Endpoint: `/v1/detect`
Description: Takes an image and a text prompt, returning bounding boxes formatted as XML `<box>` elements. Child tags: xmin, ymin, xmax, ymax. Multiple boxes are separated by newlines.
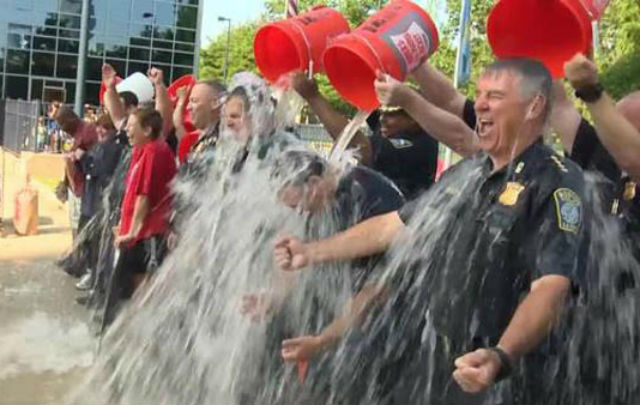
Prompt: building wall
<box><xmin>0</xmin><ymin>0</ymin><xmax>200</xmax><ymax>105</ymax></box>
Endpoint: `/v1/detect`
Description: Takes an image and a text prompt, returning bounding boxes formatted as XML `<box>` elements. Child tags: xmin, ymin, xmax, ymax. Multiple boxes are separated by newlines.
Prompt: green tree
<box><xmin>200</xmin><ymin>22</ymin><xmax>260</xmax><ymax>82</ymax></box>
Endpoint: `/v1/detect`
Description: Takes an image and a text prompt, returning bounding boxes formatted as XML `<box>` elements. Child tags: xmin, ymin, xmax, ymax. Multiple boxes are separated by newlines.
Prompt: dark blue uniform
<box><xmin>376</xmin><ymin>139</ymin><xmax>586</xmax><ymax>405</ymax></box>
<box><xmin>366</xmin><ymin>111</ymin><xmax>439</xmax><ymax>200</ymax></box>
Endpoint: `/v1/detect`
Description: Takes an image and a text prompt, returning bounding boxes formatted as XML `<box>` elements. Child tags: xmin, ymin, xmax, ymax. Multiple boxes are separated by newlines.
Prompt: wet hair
<box><xmin>272</xmin><ymin>150</ymin><xmax>328</xmax><ymax>188</ymax></box>
<box><xmin>227</xmin><ymin>86</ymin><xmax>251</xmax><ymax>114</ymax></box>
<box><xmin>96</xmin><ymin>113</ymin><xmax>115</xmax><ymax>131</ymax></box>
<box><xmin>132</xmin><ymin>107</ymin><xmax>163</xmax><ymax>139</ymax></box>
<box><xmin>484</xmin><ymin>58</ymin><xmax>553</xmax><ymax>120</ymax></box>
<box><xmin>119</xmin><ymin>91</ymin><xmax>139</xmax><ymax>109</ymax></box>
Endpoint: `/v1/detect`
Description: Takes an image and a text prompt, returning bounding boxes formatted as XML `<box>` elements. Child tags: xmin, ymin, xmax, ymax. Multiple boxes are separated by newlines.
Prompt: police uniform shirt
<box><xmin>306</xmin><ymin>166</ymin><xmax>405</xmax><ymax>293</ymax></box>
<box><xmin>398</xmin><ymin>139</ymin><xmax>586</xmax><ymax>345</ymax></box>
<box><xmin>366</xmin><ymin>111</ymin><xmax>439</xmax><ymax>200</ymax></box>
<box><xmin>570</xmin><ymin>118</ymin><xmax>639</xmax><ymax>236</ymax></box>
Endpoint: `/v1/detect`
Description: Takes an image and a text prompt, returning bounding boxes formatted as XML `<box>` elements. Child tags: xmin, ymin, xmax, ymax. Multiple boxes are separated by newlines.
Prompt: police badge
<box><xmin>553</xmin><ymin>188</ymin><xmax>582</xmax><ymax>233</ymax></box>
<box><xmin>498</xmin><ymin>182</ymin><xmax>525</xmax><ymax>206</ymax></box>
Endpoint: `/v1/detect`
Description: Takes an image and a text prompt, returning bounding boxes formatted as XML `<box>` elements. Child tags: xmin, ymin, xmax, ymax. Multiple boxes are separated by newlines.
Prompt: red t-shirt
<box><xmin>120</xmin><ymin>139</ymin><xmax>177</xmax><ymax>243</ymax></box>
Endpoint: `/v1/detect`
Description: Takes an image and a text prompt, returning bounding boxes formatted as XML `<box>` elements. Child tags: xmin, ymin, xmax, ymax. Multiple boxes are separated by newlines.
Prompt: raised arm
<box><xmin>102</xmin><ymin>64</ymin><xmax>127</xmax><ymax>130</ymax></box>
<box><xmin>148</xmin><ymin>67</ymin><xmax>174</xmax><ymax>138</ymax></box>
<box><xmin>550</xmin><ymin>81</ymin><xmax>582</xmax><ymax>153</ymax></box>
<box><xmin>374</xmin><ymin>72</ymin><xmax>479</xmax><ymax>157</ymax></box>
<box><xmin>411</xmin><ymin>62</ymin><xmax>469</xmax><ymax>119</ymax></box>
<box><xmin>291</xmin><ymin>72</ymin><xmax>373</xmax><ymax>165</ymax></box>
<box><xmin>172</xmin><ymin>85</ymin><xmax>189</xmax><ymax>141</ymax></box>
<box><xmin>274</xmin><ymin>211</ymin><xmax>405</xmax><ymax>272</ymax></box>
<box><xmin>565</xmin><ymin>54</ymin><xmax>640</xmax><ymax>181</ymax></box>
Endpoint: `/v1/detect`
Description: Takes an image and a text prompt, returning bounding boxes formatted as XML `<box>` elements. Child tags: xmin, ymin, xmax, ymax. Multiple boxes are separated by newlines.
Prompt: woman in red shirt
<box><xmin>113</xmin><ymin>107</ymin><xmax>177</xmax><ymax>297</ymax></box>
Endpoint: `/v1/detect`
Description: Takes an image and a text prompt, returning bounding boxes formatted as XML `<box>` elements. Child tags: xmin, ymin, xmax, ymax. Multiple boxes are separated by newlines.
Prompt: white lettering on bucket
<box><xmin>389</xmin><ymin>21</ymin><xmax>431</xmax><ymax>74</ymax></box>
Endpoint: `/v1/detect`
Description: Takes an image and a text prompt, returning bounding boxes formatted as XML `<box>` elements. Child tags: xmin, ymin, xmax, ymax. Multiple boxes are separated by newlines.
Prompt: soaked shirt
<box><xmin>399</xmin><ymin>139</ymin><xmax>586</xmax><ymax>344</ymax></box>
<box><xmin>307</xmin><ymin>166</ymin><xmax>405</xmax><ymax>293</ymax></box>
<box><xmin>366</xmin><ymin>111</ymin><xmax>439</xmax><ymax>200</ymax></box>
<box><xmin>570</xmin><ymin>119</ymin><xmax>640</xmax><ymax>242</ymax></box>
<box><xmin>120</xmin><ymin>140</ymin><xmax>177</xmax><ymax>244</ymax></box>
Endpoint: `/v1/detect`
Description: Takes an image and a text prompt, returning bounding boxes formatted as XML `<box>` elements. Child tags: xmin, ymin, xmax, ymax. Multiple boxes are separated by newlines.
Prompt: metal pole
<box><xmin>74</xmin><ymin>0</ymin><xmax>90</xmax><ymax>116</ymax></box>
<box><xmin>193</xmin><ymin>0</ymin><xmax>205</xmax><ymax>78</ymax></box>
<box><xmin>224</xmin><ymin>20</ymin><xmax>231</xmax><ymax>83</ymax></box>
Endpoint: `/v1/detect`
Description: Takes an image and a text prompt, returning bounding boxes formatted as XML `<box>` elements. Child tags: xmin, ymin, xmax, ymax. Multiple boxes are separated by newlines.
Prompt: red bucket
<box><xmin>254</xmin><ymin>6</ymin><xmax>350</xmax><ymax>83</ymax></box>
<box><xmin>168</xmin><ymin>74</ymin><xmax>197</xmax><ymax>133</ymax></box>
<box><xmin>487</xmin><ymin>0</ymin><xmax>608</xmax><ymax>79</ymax></box>
<box><xmin>323</xmin><ymin>0</ymin><xmax>439</xmax><ymax>111</ymax></box>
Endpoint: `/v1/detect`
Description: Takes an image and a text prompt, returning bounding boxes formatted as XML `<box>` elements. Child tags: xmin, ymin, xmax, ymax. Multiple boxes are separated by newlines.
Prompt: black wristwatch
<box><xmin>574</xmin><ymin>83</ymin><xmax>604</xmax><ymax>103</ymax></box>
<box><xmin>488</xmin><ymin>346</ymin><xmax>514</xmax><ymax>381</ymax></box>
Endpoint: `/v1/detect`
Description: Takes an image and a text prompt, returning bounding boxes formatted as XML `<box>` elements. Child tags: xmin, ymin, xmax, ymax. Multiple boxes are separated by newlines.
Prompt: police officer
<box><xmin>290</xmin><ymin>72</ymin><xmax>439</xmax><ymax>200</ymax></box>
<box><xmin>275</xmin><ymin>59</ymin><xmax>587</xmax><ymax>404</ymax></box>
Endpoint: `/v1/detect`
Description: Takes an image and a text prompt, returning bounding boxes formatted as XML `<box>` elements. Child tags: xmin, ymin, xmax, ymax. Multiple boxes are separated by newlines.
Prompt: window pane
<box><xmin>60</xmin><ymin>0</ymin><xmax>82</xmax><ymax>14</ymax></box>
<box><xmin>8</xmin><ymin>23</ymin><xmax>32</xmax><ymax>50</ymax></box>
<box><xmin>58</xmin><ymin>38</ymin><xmax>79</xmax><ymax>53</ymax></box>
<box><xmin>59</xmin><ymin>13</ymin><xmax>81</xmax><ymax>29</ymax></box>
<box><xmin>64</xmin><ymin>81</ymin><xmax>75</xmax><ymax>101</ymax></box>
<box><xmin>173</xmin><ymin>52</ymin><xmax>193</xmax><ymax>66</ymax></box>
<box><xmin>58</xmin><ymin>28</ymin><xmax>80</xmax><ymax>39</ymax></box>
<box><xmin>5</xmin><ymin>75</ymin><xmax>28</xmax><ymax>99</ymax></box>
<box><xmin>109</xmin><ymin>0</ymin><xmax>131</xmax><ymax>26</ymax></box>
<box><xmin>0</xmin><ymin>48</ymin><xmax>4</xmax><ymax>72</ymax></box>
<box><xmin>85</xmin><ymin>81</ymin><xmax>101</xmax><ymax>106</ymax></box>
<box><xmin>31</xmin><ymin>78</ymin><xmax>44</xmax><ymax>100</ymax></box>
<box><xmin>152</xmin><ymin>49</ymin><xmax>172</xmax><ymax>64</ymax></box>
<box><xmin>153</xmin><ymin>39</ymin><xmax>173</xmax><ymax>50</ymax></box>
<box><xmin>106</xmin><ymin>44</ymin><xmax>127</xmax><ymax>59</ymax></box>
<box><xmin>174</xmin><ymin>42</ymin><xmax>194</xmax><ymax>52</ymax></box>
<box><xmin>87</xmin><ymin>57</ymin><xmax>103</xmax><ymax>81</ymax></box>
<box><xmin>127</xmin><ymin>61</ymin><xmax>149</xmax><ymax>77</ymax></box>
<box><xmin>175</xmin><ymin>28</ymin><xmax>195</xmax><ymax>44</ymax></box>
<box><xmin>34</xmin><ymin>24</ymin><xmax>58</xmax><ymax>37</ymax></box>
<box><xmin>32</xmin><ymin>51</ymin><xmax>56</xmax><ymax>76</ymax></box>
<box><xmin>176</xmin><ymin>5</ymin><xmax>197</xmax><ymax>29</ymax></box>
<box><xmin>172</xmin><ymin>66</ymin><xmax>192</xmax><ymax>83</ymax></box>
<box><xmin>130</xmin><ymin>23</ymin><xmax>152</xmax><ymax>39</ymax></box>
<box><xmin>130</xmin><ymin>37</ymin><xmax>151</xmax><ymax>47</ymax></box>
<box><xmin>154</xmin><ymin>1</ymin><xmax>176</xmax><ymax>26</ymax></box>
<box><xmin>133</xmin><ymin>0</ymin><xmax>153</xmax><ymax>22</ymax></box>
<box><xmin>6</xmin><ymin>49</ymin><xmax>30</xmax><ymax>74</ymax></box>
<box><xmin>153</xmin><ymin>26</ymin><xmax>174</xmax><ymax>41</ymax></box>
<box><xmin>33</xmin><ymin>35</ymin><xmax>56</xmax><ymax>51</ymax></box>
<box><xmin>129</xmin><ymin>46</ymin><xmax>150</xmax><ymax>61</ymax></box>
<box><xmin>56</xmin><ymin>53</ymin><xmax>78</xmax><ymax>78</ymax></box>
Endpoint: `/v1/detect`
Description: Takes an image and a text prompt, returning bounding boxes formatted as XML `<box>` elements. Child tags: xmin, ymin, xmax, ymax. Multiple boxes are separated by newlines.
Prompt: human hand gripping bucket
<box><xmin>167</xmin><ymin>74</ymin><xmax>197</xmax><ymax>133</ymax></box>
<box><xmin>254</xmin><ymin>6</ymin><xmax>351</xmax><ymax>83</ymax></box>
<box><xmin>323</xmin><ymin>0</ymin><xmax>439</xmax><ymax>111</ymax></box>
<box><xmin>487</xmin><ymin>0</ymin><xmax>611</xmax><ymax>78</ymax></box>
<box><xmin>99</xmin><ymin>72</ymin><xmax>154</xmax><ymax>104</ymax></box>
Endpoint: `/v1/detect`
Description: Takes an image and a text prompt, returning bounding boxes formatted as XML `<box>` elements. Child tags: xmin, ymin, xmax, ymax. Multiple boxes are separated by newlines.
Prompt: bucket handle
<box><xmin>288</xmin><ymin>19</ymin><xmax>315</xmax><ymax>76</ymax></box>
<box><xmin>351</xmin><ymin>33</ymin><xmax>389</xmax><ymax>76</ymax></box>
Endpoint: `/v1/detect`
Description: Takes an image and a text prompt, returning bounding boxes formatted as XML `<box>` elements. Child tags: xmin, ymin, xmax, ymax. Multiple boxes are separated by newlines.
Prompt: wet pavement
<box><xmin>1</xmin><ymin>147</ymin><xmax>95</xmax><ymax>404</ymax></box>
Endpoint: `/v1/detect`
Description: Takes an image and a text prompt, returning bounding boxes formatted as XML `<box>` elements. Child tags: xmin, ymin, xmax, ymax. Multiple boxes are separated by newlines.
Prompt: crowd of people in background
<box><xmin>48</xmin><ymin>47</ymin><xmax>640</xmax><ymax>404</ymax></box>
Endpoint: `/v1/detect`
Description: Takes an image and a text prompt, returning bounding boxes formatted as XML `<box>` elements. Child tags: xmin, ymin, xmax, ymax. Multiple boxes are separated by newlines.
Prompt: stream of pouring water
<box><xmin>69</xmin><ymin>73</ymin><xmax>640</xmax><ymax>404</ymax></box>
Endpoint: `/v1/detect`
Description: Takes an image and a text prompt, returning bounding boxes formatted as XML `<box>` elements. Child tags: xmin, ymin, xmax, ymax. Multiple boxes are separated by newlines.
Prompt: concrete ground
<box><xmin>1</xmin><ymin>148</ymin><xmax>95</xmax><ymax>404</ymax></box>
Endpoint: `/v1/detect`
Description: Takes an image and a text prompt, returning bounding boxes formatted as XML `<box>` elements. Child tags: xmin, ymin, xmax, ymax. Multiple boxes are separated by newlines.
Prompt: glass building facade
<box><xmin>0</xmin><ymin>0</ymin><xmax>201</xmax><ymax>105</ymax></box>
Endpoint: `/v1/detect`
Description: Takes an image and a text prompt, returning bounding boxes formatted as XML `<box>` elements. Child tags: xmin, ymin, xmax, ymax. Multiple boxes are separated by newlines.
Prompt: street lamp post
<box><xmin>218</xmin><ymin>16</ymin><xmax>231</xmax><ymax>83</ymax></box>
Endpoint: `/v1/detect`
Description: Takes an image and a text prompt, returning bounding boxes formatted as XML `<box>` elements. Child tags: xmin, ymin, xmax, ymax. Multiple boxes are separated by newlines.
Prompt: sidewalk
<box><xmin>1</xmin><ymin>148</ymin><xmax>72</xmax><ymax>261</ymax></box>
<box><xmin>0</xmin><ymin>148</ymin><xmax>94</xmax><ymax>405</ymax></box>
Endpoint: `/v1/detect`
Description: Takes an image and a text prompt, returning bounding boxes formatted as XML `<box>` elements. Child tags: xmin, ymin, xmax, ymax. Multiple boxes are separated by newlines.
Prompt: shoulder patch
<box><xmin>389</xmin><ymin>138</ymin><xmax>414</xmax><ymax>149</ymax></box>
<box><xmin>553</xmin><ymin>188</ymin><xmax>582</xmax><ymax>233</ymax></box>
